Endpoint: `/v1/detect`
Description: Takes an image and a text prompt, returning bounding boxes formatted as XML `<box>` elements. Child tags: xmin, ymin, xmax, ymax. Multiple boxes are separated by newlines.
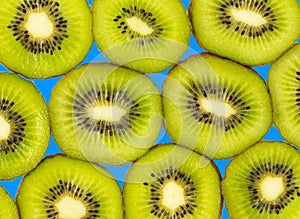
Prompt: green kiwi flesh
<box><xmin>17</xmin><ymin>155</ymin><xmax>123</xmax><ymax>218</ymax></box>
<box><xmin>124</xmin><ymin>144</ymin><xmax>222</xmax><ymax>219</ymax></box>
<box><xmin>0</xmin><ymin>0</ymin><xmax>92</xmax><ymax>78</ymax></box>
<box><xmin>92</xmin><ymin>0</ymin><xmax>191</xmax><ymax>73</ymax></box>
<box><xmin>0</xmin><ymin>186</ymin><xmax>19</xmax><ymax>218</ymax></box>
<box><xmin>189</xmin><ymin>0</ymin><xmax>300</xmax><ymax>66</ymax></box>
<box><xmin>49</xmin><ymin>63</ymin><xmax>162</xmax><ymax>165</ymax></box>
<box><xmin>268</xmin><ymin>43</ymin><xmax>300</xmax><ymax>148</ymax></box>
<box><xmin>162</xmin><ymin>53</ymin><xmax>272</xmax><ymax>159</ymax></box>
<box><xmin>0</xmin><ymin>73</ymin><xmax>49</xmax><ymax>180</ymax></box>
<box><xmin>222</xmin><ymin>141</ymin><xmax>300</xmax><ymax>218</ymax></box>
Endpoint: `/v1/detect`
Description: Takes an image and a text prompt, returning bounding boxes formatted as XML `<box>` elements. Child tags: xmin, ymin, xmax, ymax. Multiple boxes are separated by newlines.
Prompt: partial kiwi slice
<box><xmin>124</xmin><ymin>143</ymin><xmax>222</xmax><ymax>219</ymax></box>
<box><xmin>0</xmin><ymin>73</ymin><xmax>49</xmax><ymax>180</ymax></box>
<box><xmin>92</xmin><ymin>0</ymin><xmax>191</xmax><ymax>73</ymax></box>
<box><xmin>17</xmin><ymin>154</ymin><xmax>123</xmax><ymax>218</ymax></box>
<box><xmin>189</xmin><ymin>0</ymin><xmax>300</xmax><ymax>66</ymax></box>
<box><xmin>49</xmin><ymin>63</ymin><xmax>162</xmax><ymax>165</ymax></box>
<box><xmin>222</xmin><ymin>141</ymin><xmax>300</xmax><ymax>218</ymax></box>
<box><xmin>269</xmin><ymin>44</ymin><xmax>300</xmax><ymax>148</ymax></box>
<box><xmin>163</xmin><ymin>53</ymin><xmax>272</xmax><ymax>159</ymax></box>
<box><xmin>0</xmin><ymin>186</ymin><xmax>19</xmax><ymax>218</ymax></box>
<box><xmin>0</xmin><ymin>0</ymin><xmax>92</xmax><ymax>78</ymax></box>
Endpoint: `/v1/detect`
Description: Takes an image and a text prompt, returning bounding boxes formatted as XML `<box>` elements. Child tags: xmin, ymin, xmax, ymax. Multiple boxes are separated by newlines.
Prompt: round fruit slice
<box><xmin>269</xmin><ymin>44</ymin><xmax>300</xmax><ymax>148</ymax></box>
<box><xmin>124</xmin><ymin>144</ymin><xmax>222</xmax><ymax>219</ymax></box>
<box><xmin>0</xmin><ymin>73</ymin><xmax>49</xmax><ymax>180</ymax></box>
<box><xmin>17</xmin><ymin>155</ymin><xmax>123</xmax><ymax>218</ymax></box>
<box><xmin>162</xmin><ymin>53</ymin><xmax>272</xmax><ymax>159</ymax></box>
<box><xmin>0</xmin><ymin>186</ymin><xmax>19</xmax><ymax>218</ymax></box>
<box><xmin>49</xmin><ymin>63</ymin><xmax>162</xmax><ymax>165</ymax></box>
<box><xmin>93</xmin><ymin>0</ymin><xmax>191</xmax><ymax>73</ymax></box>
<box><xmin>189</xmin><ymin>0</ymin><xmax>300</xmax><ymax>66</ymax></box>
<box><xmin>222</xmin><ymin>141</ymin><xmax>300</xmax><ymax>219</ymax></box>
<box><xmin>0</xmin><ymin>0</ymin><xmax>92</xmax><ymax>78</ymax></box>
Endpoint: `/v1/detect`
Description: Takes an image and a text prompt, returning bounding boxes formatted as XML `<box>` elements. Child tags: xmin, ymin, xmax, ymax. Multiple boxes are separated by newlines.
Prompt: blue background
<box><xmin>0</xmin><ymin>0</ymin><xmax>298</xmax><ymax>218</ymax></box>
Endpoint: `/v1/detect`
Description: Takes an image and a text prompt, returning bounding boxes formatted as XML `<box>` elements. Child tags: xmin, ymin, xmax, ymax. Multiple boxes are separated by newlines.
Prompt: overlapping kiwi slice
<box><xmin>223</xmin><ymin>141</ymin><xmax>300</xmax><ymax>218</ymax></box>
<box><xmin>17</xmin><ymin>155</ymin><xmax>123</xmax><ymax>218</ymax></box>
<box><xmin>49</xmin><ymin>63</ymin><xmax>162</xmax><ymax>165</ymax></box>
<box><xmin>0</xmin><ymin>73</ymin><xmax>49</xmax><ymax>180</ymax></box>
<box><xmin>124</xmin><ymin>143</ymin><xmax>222</xmax><ymax>219</ymax></box>
<box><xmin>269</xmin><ymin>44</ymin><xmax>300</xmax><ymax>148</ymax></box>
<box><xmin>0</xmin><ymin>0</ymin><xmax>92</xmax><ymax>78</ymax></box>
<box><xmin>163</xmin><ymin>53</ymin><xmax>272</xmax><ymax>159</ymax></box>
<box><xmin>189</xmin><ymin>0</ymin><xmax>300</xmax><ymax>66</ymax></box>
<box><xmin>92</xmin><ymin>0</ymin><xmax>191</xmax><ymax>73</ymax></box>
<box><xmin>0</xmin><ymin>186</ymin><xmax>19</xmax><ymax>218</ymax></box>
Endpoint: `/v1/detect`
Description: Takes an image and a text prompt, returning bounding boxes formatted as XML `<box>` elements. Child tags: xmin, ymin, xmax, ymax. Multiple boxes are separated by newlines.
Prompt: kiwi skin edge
<box><xmin>123</xmin><ymin>143</ymin><xmax>223</xmax><ymax>219</ymax></box>
<box><xmin>187</xmin><ymin>0</ymin><xmax>298</xmax><ymax>68</ymax></box>
<box><xmin>161</xmin><ymin>52</ymin><xmax>271</xmax><ymax>160</ymax></box>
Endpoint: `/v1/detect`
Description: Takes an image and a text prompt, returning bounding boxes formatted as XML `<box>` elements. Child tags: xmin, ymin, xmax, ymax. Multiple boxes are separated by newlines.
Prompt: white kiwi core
<box><xmin>25</xmin><ymin>12</ymin><xmax>54</xmax><ymax>38</ymax></box>
<box><xmin>201</xmin><ymin>99</ymin><xmax>236</xmax><ymax>118</ymax></box>
<box><xmin>162</xmin><ymin>181</ymin><xmax>185</xmax><ymax>211</ymax></box>
<box><xmin>259</xmin><ymin>176</ymin><xmax>285</xmax><ymax>201</ymax></box>
<box><xmin>125</xmin><ymin>16</ymin><xmax>154</xmax><ymax>35</ymax></box>
<box><xmin>0</xmin><ymin>115</ymin><xmax>10</xmax><ymax>140</ymax></box>
<box><xmin>89</xmin><ymin>105</ymin><xmax>127</xmax><ymax>122</ymax></box>
<box><xmin>231</xmin><ymin>9</ymin><xmax>267</xmax><ymax>27</ymax></box>
<box><xmin>56</xmin><ymin>196</ymin><xmax>86</xmax><ymax>219</ymax></box>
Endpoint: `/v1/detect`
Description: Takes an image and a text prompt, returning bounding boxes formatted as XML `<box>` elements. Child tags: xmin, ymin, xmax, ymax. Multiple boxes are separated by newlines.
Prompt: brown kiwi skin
<box><xmin>49</xmin><ymin>62</ymin><xmax>162</xmax><ymax>164</ymax></box>
<box><xmin>0</xmin><ymin>73</ymin><xmax>50</xmax><ymax>180</ymax></box>
<box><xmin>187</xmin><ymin>0</ymin><xmax>298</xmax><ymax>67</ymax></box>
<box><xmin>123</xmin><ymin>143</ymin><xmax>223</xmax><ymax>219</ymax></box>
<box><xmin>222</xmin><ymin>140</ymin><xmax>300</xmax><ymax>219</ymax></box>
<box><xmin>162</xmin><ymin>52</ymin><xmax>271</xmax><ymax>160</ymax></box>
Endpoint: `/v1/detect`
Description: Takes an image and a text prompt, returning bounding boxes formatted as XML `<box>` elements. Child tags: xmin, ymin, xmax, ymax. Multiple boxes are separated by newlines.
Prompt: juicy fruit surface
<box><xmin>124</xmin><ymin>144</ymin><xmax>222</xmax><ymax>219</ymax></box>
<box><xmin>0</xmin><ymin>73</ymin><xmax>49</xmax><ymax>180</ymax></box>
<box><xmin>189</xmin><ymin>0</ymin><xmax>300</xmax><ymax>66</ymax></box>
<box><xmin>93</xmin><ymin>0</ymin><xmax>191</xmax><ymax>73</ymax></box>
<box><xmin>163</xmin><ymin>54</ymin><xmax>272</xmax><ymax>159</ymax></box>
<box><xmin>269</xmin><ymin>44</ymin><xmax>300</xmax><ymax>148</ymax></box>
<box><xmin>0</xmin><ymin>186</ymin><xmax>19</xmax><ymax>219</ymax></box>
<box><xmin>17</xmin><ymin>155</ymin><xmax>123</xmax><ymax>219</ymax></box>
<box><xmin>0</xmin><ymin>0</ymin><xmax>93</xmax><ymax>78</ymax></box>
<box><xmin>222</xmin><ymin>141</ymin><xmax>300</xmax><ymax>219</ymax></box>
<box><xmin>49</xmin><ymin>63</ymin><xmax>162</xmax><ymax>165</ymax></box>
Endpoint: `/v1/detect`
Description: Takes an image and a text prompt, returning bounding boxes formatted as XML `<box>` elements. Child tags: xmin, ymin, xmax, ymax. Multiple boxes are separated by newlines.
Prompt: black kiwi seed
<box><xmin>218</xmin><ymin>0</ymin><xmax>278</xmax><ymax>39</ymax></box>
<box><xmin>0</xmin><ymin>99</ymin><xmax>26</xmax><ymax>154</ymax></box>
<box><xmin>113</xmin><ymin>5</ymin><xmax>163</xmax><ymax>46</ymax></box>
<box><xmin>44</xmin><ymin>180</ymin><xmax>101</xmax><ymax>218</ymax></box>
<box><xmin>73</xmin><ymin>88</ymin><xmax>140</xmax><ymax>136</ymax></box>
<box><xmin>186</xmin><ymin>82</ymin><xmax>250</xmax><ymax>131</ymax></box>
<box><xmin>247</xmin><ymin>163</ymin><xmax>300</xmax><ymax>215</ymax></box>
<box><xmin>7</xmin><ymin>0</ymin><xmax>68</xmax><ymax>55</ymax></box>
<box><xmin>143</xmin><ymin>166</ymin><xmax>197</xmax><ymax>219</ymax></box>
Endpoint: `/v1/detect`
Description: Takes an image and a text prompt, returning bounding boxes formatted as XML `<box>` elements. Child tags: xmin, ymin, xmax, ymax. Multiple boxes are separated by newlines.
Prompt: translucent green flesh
<box><xmin>0</xmin><ymin>186</ymin><xmax>19</xmax><ymax>219</ymax></box>
<box><xmin>50</xmin><ymin>64</ymin><xmax>162</xmax><ymax>165</ymax></box>
<box><xmin>190</xmin><ymin>0</ymin><xmax>300</xmax><ymax>66</ymax></box>
<box><xmin>17</xmin><ymin>155</ymin><xmax>123</xmax><ymax>219</ymax></box>
<box><xmin>222</xmin><ymin>141</ymin><xmax>300</xmax><ymax>219</ymax></box>
<box><xmin>163</xmin><ymin>54</ymin><xmax>272</xmax><ymax>159</ymax></box>
<box><xmin>124</xmin><ymin>144</ymin><xmax>222</xmax><ymax>219</ymax></box>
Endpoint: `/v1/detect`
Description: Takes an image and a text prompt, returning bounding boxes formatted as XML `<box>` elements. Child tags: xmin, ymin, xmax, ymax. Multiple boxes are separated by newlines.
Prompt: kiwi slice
<box><xmin>0</xmin><ymin>73</ymin><xmax>49</xmax><ymax>180</ymax></box>
<box><xmin>269</xmin><ymin>44</ymin><xmax>300</xmax><ymax>148</ymax></box>
<box><xmin>124</xmin><ymin>143</ymin><xmax>222</xmax><ymax>219</ymax></box>
<box><xmin>0</xmin><ymin>186</ymin><xmax>19</xmax><ymax>218</ymax></box>
<box><xmin>0</xmin><ymin>0</ymin><xmax>92</xmax><ymax>78</ymax></box>
<box><xmin>17</xmin><ymin>154</ymin><xmax>123</xmax><ymax>218</ymax></box>
<box><xmin>189</xmin><ymin>0</ymin><xmax>300</xmax><ymax>66</ymax></box>
<box><xmin>49</xmin><ymin>63</ymin><xmax>162</xmax><ymax>165</ymax></box>
<box><xmin>162</xmin><ymin>53</ymin><xmax>272</xmax><ymax>159</ymax></box>
<box><xmin>92</xmin><ymin>0</ymin><xmax>191</xmax><ymax>73</ymax></box>
<box><xmin>222</xmin><ymin>141</ymin><xmax>300</xmax><ymax>218</ymax></box>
